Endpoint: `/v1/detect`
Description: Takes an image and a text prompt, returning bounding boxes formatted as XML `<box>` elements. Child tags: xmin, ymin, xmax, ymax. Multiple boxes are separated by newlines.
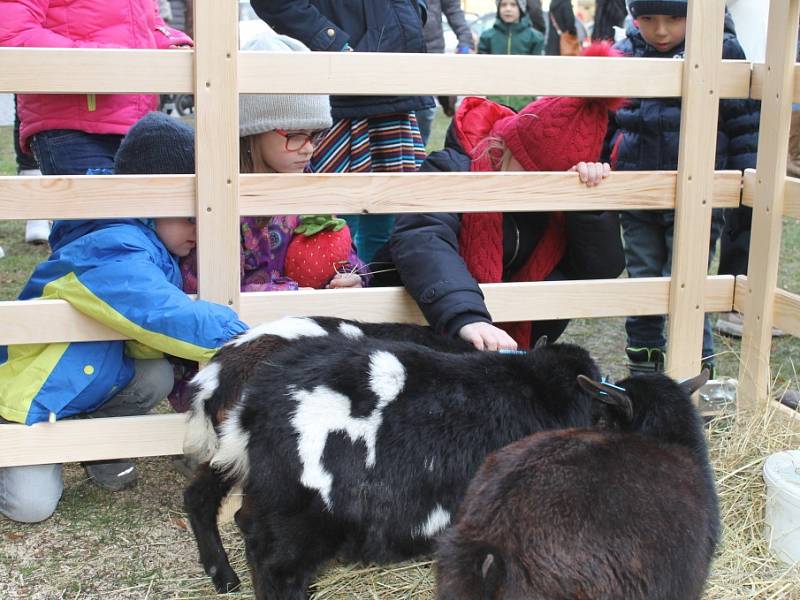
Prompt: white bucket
<box><xmin>763</xmin><ymin>450</ymin><xmax>800</xmax><ymax>565</ymax></box>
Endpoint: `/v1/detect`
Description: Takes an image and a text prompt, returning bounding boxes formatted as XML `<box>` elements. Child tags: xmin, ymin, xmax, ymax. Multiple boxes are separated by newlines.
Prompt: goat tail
<box><xmin>183</xmin><ymin>362</ymin><xmax>223</xmax><ymax>463</ymax></box>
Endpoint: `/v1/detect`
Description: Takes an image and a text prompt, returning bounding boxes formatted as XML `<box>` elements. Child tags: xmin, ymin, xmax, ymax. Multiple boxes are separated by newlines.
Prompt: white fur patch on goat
<box><xmin>183</xmin><ymin>362</ymin><xmax>222</xmax><ymax>461</ymax></box>
<box><xmin>228</xmin><ymin>316</ymin><xmax>328</xmax><ymax>348</ymax></box>
<box><xmin>209</xmin><ymin>398</ymin><xmax>251</xmax><ymax>482</ymax></box>
<box><xmin>338</xmin><ymin>322</ymin><xmax>364</xmax><ymax>339</ymax></box>
<box><xmin>413</xmin><ymin>504</ymin><xmax>451</xmax><ymax>538</ymax></box>
<box><xmin>368</xmin><ymin>351</ymin><xmax>406</xmax><ymax>405</ymax></box>
<box><xmin>290</xmin><ymin>355</ymin><xmax>405</xmax><ymax>510</ymax></box>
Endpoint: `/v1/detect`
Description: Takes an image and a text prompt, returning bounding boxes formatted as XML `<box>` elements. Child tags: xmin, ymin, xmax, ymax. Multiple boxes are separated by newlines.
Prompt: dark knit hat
<box><xmin>495</xmin><ymin>0</ymin><xmax>526</xmax><ymax>13</ymax></box>
<box><xmin>491</xmin><ymin>43</ymin><xmax>626</xmax><ymax>171</ymax></box>
<box><xmin>114</xmin><ymin>112</ymin><xmax>195</xmax><ymax>175</ymax></box>
<box><xmin>627</xmin><ymin>0</ymin><xmax>687</xmax><ymax>18</ymax></box>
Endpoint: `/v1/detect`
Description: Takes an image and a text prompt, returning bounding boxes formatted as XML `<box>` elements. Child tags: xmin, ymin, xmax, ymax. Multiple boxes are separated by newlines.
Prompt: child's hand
<box><xmin>570</xmin><ymin>162</ymin><xmax>611</xmax><ymax>187</ymax></box>
<box><xmin>458</xmin><ymin>322</ymin><xmax>518</xmax><ymax>351</ymax></box>
<box><xmin>326</xmin><ymin>272</ymin><xmax>362</xmax><ymax>289</ymax></box>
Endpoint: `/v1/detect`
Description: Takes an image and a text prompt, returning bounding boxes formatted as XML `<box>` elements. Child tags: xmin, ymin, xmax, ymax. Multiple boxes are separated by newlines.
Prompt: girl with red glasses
<box><xmin>168</xmin><ymin>31</ymin><xmax>367</xmax><ymax>416</ymax></box>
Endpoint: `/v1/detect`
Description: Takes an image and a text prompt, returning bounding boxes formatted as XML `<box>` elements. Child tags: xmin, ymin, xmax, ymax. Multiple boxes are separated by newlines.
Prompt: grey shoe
<box><xmin>83</xmin><ymin>459</ymin><xmax>137</xmax><ymax>491</ymax></box>
<box><xmin>715</xmin><ymin>311</ymin><xmax>786</xmax><ymax>338</ymax></box>
<box><xmin>778</xmin><ymin>390</ymin><xmax>799</xmax><ymax>410</ymax></box>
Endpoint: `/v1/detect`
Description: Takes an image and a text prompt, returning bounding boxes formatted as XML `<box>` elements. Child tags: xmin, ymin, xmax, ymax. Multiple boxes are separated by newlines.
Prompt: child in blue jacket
<box><xmin>605</xmin><ymin>0</ymin><xmax>759</xmax><ymax>375</ymax></box>
<box><xmin>0</xmin><ymin>113</ymin><xmax>248</xmax><ymax>522</ymax></box>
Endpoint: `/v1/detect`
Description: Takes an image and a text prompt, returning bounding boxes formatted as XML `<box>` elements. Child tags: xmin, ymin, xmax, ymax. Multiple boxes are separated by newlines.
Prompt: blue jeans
<box><xmin>30</xmin><ymin>129</ymin><xmax>122</xmax><ymax>176</ymax></box>
<box><xmin>620</xmin><ymin>209</ymin><xmax>724</xmax><ymax>361</ymax></box>
<box><xmin>0</xmin><ymin>359</ymin><xmax>173</xmax><ymax>523</ymax></box>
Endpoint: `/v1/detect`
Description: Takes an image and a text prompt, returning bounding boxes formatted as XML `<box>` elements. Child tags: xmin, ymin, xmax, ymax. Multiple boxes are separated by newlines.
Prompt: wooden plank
<box><xmin>0</xmin><ymin>414</ymin><xmax>185</xmax><ymax>467</ymax></box>
<box><xmin>239</xmin><ymin>171</ymin><xmax>742</xmax><ymax>215</ymax></box>
<box><xmin>720</xmin><ymin>59</ymin><xmax>755</xmax><ymax>99</ymax></box>
<box><xmin>742</xmin><ymin>169</ymin><xmax>800</xmax><ymax>220</ymax></box>
<box><xmin>0</xmin><ymin>48</ymin><xmax>752</xmax><ymax>98</ymax></box>
<box><xmin>0</xmin><ymin>171</ymin><xmax>742</xmax><ymax>220</ymax></box>
<box><xmin>666</xmin><ymin>0</ymin><xmax>726</xmax><ymax>379</ymax></box>
<box><xmin>239</xmin><ymin>52</ymin><xmax>749</xmax><ymax>98</ymax></box>
<box><xmin>751</xmin><ymin>63</ymin><xmax>800</xmax><ymax>102</ymax></box>
<box><xmin>0</xmin><ymin>47</ymin><xmax>193</xmax><ymax>94</ymax></box>
<box><xmin>739</xmin><ymin>0</ymin><xmax>800</xmax><ymax>412</ymax></box>
<box><xmin>0</xmin><ymin>175</ymin><xmax>194</xmax><ymax>219</ymax></box>
<box><xmin>734</xmin><ymin>276</ymin><xmax>800</xmax><ymax>339</ymax></box>
<box><xmin>193</xmin><ymin>0</ymin><xmax>240</xmax><ymax>311</ymax></box>
<box><xmin>239</xmin><ymin>52</ymin><xmax>686</xmax><ymax>97</ymax></box>
<box><xmin>0</xmin><ymin>277</ymin><xmax>735</xmax><ymax>345</ymax></box>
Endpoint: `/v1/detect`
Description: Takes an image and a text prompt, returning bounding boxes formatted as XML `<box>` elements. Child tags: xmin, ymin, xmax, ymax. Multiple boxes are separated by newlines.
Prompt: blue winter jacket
<box><xmin>249</xmin><ymin>0</ymin><xmax>434</xmax><ymax>119</ymax></box>
<box><xmin>604</xmin><ymin>17</ymin><xmax>760</xmax><ymax>172</ymax></box>
<box><xmin>0</xmin><ymin>219</ymin><xmax>248</xmax><ymax>425</ymax></box>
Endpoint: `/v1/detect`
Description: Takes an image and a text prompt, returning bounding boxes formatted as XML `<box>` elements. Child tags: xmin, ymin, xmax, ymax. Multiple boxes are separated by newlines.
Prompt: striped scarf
<box><xmin>310</xmin><ymin>113</ymin><xmax>426</xmax><ymax>174</ymax></box>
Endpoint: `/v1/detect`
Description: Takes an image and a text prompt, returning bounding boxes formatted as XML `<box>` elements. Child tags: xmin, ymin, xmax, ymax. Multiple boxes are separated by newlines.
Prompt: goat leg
<box><xmin>184</xmin><ymin>463</ymin><xmax>241</xmax><ymax>593</ymax></box>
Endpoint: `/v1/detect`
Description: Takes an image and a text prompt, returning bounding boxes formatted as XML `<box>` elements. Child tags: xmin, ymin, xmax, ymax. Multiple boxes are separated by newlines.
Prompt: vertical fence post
<box><xmin>666</xmin><ymin>0</ymin><xmax>726</xmax><ymax>379</ymax></box>
<box><xmin>738</xmin><ymin>0</ymin><xmax>800</xmax><ymax>411</ymax></box>
<box><xmin>193</xmin><ymin>0</ymin><xmax>240</xmax><ymax>312</ymax></box>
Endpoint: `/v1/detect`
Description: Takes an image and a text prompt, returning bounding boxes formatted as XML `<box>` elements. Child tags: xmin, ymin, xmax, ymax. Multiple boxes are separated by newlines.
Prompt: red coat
<box><xmin>0</xmin><ymin>0</ymin><xmax>192</xmax><ymax>151</ymax></box>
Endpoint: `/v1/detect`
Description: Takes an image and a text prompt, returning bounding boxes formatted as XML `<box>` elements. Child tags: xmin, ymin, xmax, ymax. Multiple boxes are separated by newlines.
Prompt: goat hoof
<box><xmin>211</xmin><ymin>568</ymin><xmax>241</xmax><ymax>594</ymax></box>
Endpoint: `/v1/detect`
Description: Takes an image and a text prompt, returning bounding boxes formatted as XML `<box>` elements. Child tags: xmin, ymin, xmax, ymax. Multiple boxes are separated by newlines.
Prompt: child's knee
<box><xmin>0</xmin><ymin>464</ymin><xmax>63</xmax><ymax>523</ymax></box>
<box><xmin>134</xmin><ymin>358</ymin><xmax>175</xmax><ymax>410</ymax></box>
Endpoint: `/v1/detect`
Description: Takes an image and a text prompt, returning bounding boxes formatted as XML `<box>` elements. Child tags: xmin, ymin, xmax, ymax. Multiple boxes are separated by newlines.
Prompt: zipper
<box><xmin>87</xmin><ymin>94</ymin><xmax>96</xmax><ymax>112</ymax></box>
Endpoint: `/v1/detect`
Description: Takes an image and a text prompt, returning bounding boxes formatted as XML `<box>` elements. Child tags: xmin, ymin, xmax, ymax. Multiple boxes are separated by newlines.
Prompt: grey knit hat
<box><xmin>496</xmin><ymin>0</ymin><xmax>526</xmax><ymax>13</ymax></box>
<box><xmin>627</xmin><ymin>0</ymin><xmax>687</xmax><ymax>18</ymax></box>
<box><xmin>239</xmin><ymin>33</ymin><xmax>332</xmax><ymax>137</ymax></box>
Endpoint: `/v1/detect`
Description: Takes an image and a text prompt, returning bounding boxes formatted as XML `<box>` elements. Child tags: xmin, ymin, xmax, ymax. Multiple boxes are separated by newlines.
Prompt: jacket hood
<box><xmin>49</xmin><ymin>218</ymin><xmax>159</xmax><ymax>252</ymax></box>
<box><xmin>625</xmin><ymin>11</ymin><xmax>736</xmax><ymax>54</ymax></box>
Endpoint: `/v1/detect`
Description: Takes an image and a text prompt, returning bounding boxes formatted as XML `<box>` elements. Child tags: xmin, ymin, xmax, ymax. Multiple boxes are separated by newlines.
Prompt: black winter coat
<box><xmin>249</xmin><ymin>0</ymin><xmax>434</xmax><ymax>119</ymax></box>
<box><xmin>389</xmin><ymin>123</ymin><xmax>625</xmax><ymax>343</ymax></box>
<box><xmin>604</xmin><ymin>17</ymin><xmax>760</xmax><ymax>172</ymax></box>
<box><xmin>545</xmin><ymin>0</ymin><xmax>576</xmax><ymax>56</ymax></box>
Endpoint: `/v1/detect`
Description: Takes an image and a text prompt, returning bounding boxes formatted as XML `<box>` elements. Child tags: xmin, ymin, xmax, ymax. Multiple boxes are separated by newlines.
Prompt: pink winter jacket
<box><xmin>0</xmin><ymin>0</ymin><xmax>193</xmax><ymax>152</ymax></box>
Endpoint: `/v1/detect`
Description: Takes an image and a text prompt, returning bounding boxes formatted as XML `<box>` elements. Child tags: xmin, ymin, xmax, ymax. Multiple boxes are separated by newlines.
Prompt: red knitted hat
<box><xmin>491</xmin><ymin>43</ymin><xmax>626</xmax><ymax>172</ymax></box>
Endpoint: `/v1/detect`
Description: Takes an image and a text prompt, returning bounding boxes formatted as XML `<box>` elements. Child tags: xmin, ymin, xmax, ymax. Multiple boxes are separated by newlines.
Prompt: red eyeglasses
<box><xmin>274</xmin><ymin>129</ymin><xmax>328</xmax><ymax>152</ymax></box>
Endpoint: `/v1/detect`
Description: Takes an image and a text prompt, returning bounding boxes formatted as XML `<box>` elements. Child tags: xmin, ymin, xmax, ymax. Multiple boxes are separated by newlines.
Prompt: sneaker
<box><xmin>18</xmin><ymin>168</ymin><xmax>42</xmax><ymax>177</ymax></box>
<box><xmin>778</xmin><ymin>389</ymin><xmax>799</xmax><ymax>410</ymax></box>
<box><xmin>626</xmin><ymin>347</ymin><xmax>666</xmax><ymax>374</ymax></box>
<box><xmin>83</xmin><ymin>459</ymin><xmax>137</xmax><ymax>491</ymax></box>
<box><xmin>24</xmin><ymin>219</ymin><xmax>51</xmax><ymax>245</ymax></box>
<box><xmin>715</xmin><ymin>311</ymin><xmax>743</xmax><ymax>337</ymax></box>
<box><xmin>715</xmin><ymin>311</ymin><xmax>786</xmax><ymax>338</ymax></box>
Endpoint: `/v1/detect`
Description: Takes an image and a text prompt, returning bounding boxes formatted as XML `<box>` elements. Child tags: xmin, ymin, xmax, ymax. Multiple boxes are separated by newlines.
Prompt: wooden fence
<box><xmin>0</xmin><ymin>0</ymin><xmax>799</xmax><ymax>467</ymax></box>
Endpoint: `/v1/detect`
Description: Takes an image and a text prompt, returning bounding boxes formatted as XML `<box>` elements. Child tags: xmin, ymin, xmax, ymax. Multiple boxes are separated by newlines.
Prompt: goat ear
<box><xmin>679</xmin><ymin>369</ymin><xmax>710</xmax><ymax>396</ymax></box>
<box><xmin>577</xmin><ymin>375</ymin><xmax>634</xmax><ymax>421</ymax></box>
<box><xmin>480</xmin><ymin>552</ymin><xmax>502</xmax><ymax>600</ymax></box>
<box><xmin>532</xmin><ymin>335</ymin><xmax>548</xmax><ymax>350</ymax></box>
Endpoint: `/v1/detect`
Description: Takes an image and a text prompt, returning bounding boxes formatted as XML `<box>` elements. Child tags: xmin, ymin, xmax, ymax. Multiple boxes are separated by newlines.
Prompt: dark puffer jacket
<box><xmin>250</xmin><ymin>0</ymin><xmax>434</xmax><ymax>119</ymax></box>
<box><xmin>604</xmin><ymin>16</ymin><xmax>760</xmax><ymax>172</ymax></box>
<box><xmin>388</xmin><ymin>117</ymin><xmax>625</xmax><ymax>344</ymax></box>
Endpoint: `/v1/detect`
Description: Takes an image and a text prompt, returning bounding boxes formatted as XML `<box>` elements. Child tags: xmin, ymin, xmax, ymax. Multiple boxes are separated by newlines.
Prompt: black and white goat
<box><xmin>183</xmin><ymin>316</ymin><xmax>475</xmax><ymax>462</ymax></box>
<box><xmin>435</xmin><ymin>370</ymin><xmax>719</xmax><ymax>600</ymax></box>
<box><xmin>182</xmin><ymin>319</ymin><xmax>601</xmax><ymax>599</ymax></box>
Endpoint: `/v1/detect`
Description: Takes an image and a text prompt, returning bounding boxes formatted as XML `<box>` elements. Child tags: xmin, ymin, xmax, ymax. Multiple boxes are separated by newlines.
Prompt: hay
<box><xmin>703</xmin><ymin>407</ymin><xmax>800</xmax><ymax>599</ymax></box>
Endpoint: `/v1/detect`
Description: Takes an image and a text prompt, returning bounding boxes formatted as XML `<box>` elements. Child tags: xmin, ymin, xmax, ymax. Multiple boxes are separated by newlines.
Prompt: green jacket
<box><xmin>478</xmin><ymin>16</ymin><xmax>544</xmax><ymax>111</ymax></box>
